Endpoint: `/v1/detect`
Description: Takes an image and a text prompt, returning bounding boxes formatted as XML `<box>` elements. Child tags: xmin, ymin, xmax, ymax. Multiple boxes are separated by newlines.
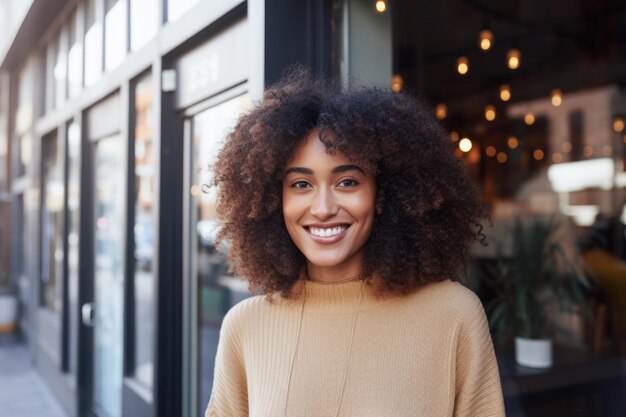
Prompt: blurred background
<box><xmin>0</xmin><ymin>1</ymin><xmax>625</xmax><ymax>416</ymax></box>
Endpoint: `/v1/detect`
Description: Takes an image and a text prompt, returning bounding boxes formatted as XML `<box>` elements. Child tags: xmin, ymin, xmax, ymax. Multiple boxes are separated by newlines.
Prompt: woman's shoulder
<box><xmin>408</xmin><ymin>279</ymin><xmax>485</xmax><ymax>319</ymax></box>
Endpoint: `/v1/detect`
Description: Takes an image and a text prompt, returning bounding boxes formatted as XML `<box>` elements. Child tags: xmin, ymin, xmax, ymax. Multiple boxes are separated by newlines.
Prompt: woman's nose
<box><xmin>310</xmin><ymin>188</ymin><xmax>337</xmax><ymax>219</ymax></box>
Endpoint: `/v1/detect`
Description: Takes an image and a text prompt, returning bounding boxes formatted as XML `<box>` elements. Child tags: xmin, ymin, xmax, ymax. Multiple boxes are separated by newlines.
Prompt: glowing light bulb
<box><xmin>507</xmin><ymin>136</ymin><xmax>518</xmax><ymax>149</ymax></box>
<box><xmin>497</xmin><ymin>152</ymin><xmax>507</xmax><ymax>163</ymax></box>
<box><xmin>436</xmin><ymin>103</ymin><xmax>447</xmax><ymax>120</ymax></box>
<box><xmin>457</xmin><ymin>56</ymin><xmax>469</xmax><ymax>75</ymax></box>
<box><xmin>484</xmin><ymin>105</ymin><xmax>496</xmax><ymax>121</ymax></box>
<box><xmin>583</xmin><ymin>145</ymin><xmax>593</xmax><ymax>157</ymax></box>
<box><xmin>479</xmin><ymin>29</ymin><xmax>493</xmax><ymax>51</ymax></box>
<box><xmin>450</xmin><ymin>131</ymin><xmax>459</xmax><ymax>142</ymax></box>
<box><xmin>524</xmin><ymin>113</ymin><xmax>535</xmax><ymax>125</ymax></box>
<box><xmin>507</xmin><ymin>48</ymin><xmax>521</xmax><ymax>70</ymax></box>
<box><xmin>391</xmin><ymin>74</ymin><xmax>403</xmax><ymax>93</ymax></box>
<box><xmin>499</xmin><ymin>84</ymin><xmax>511</xmax><ymax>101</ymax></box>
<box><xmin>485</xmin><ymin>146</ymin><xmax>497</xmax><ymax>157</ymax></box>
<box><xmin>533</xmin><ymin>149</ymin><xmax>544</xmax><ymax>160</ymax></box>
<box><xmin>562</xmin><ymin>142</ymin><xmax>572</xmax><ymax>153</ymax></box>
<box><xmin>552</xmin><ymin>153</ymin><xmax>563</xmax><ymax>163</ymax></box>
<box><xmin>613</xmin><ymin>117</ymin><xmax>625</xmax><ymax>133</ymax></box>
<box><xmin>551</xmin><ymin>89</ymin><xmax>562</xmax><ymax>107</ymax></box>
<box><xmin>459</xmin><ymin>137</ymin><xmax>472</xmax><ymax>152</ymax></box>
<box><xmin>375</xmin><ymin>0</ymin><xmax>386</xmax><ymax>13</ymax></box>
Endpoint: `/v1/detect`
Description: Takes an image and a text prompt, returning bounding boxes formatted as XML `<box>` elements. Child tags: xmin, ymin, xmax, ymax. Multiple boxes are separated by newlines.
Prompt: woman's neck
<box><xmin>305</xmin><ymin>261</ymin><xmax>366</xmax><ymax>284</ymax></box>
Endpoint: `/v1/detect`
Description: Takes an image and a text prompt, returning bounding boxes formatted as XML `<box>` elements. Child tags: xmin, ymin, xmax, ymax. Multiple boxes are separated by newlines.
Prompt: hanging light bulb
<box><xmin>613</xmin><ymin>117</ymin><xmax>625</xmax><ymax>133</ymax></box>
<box><xmin>457</xmin><ymin>56</ymin><xmax>469</xmax><ymax>75</ymax></box>
<box><xmin>507</xmin><ymin>48</ymin><xmax>521</xmax><ymax>70</ymax></box>
<box><xmin>436</xmin><ymin>103</ymin><xmax>447</xmax><ymax>120</ymax></box>
<box><xmin>524</xmin><ymin>113</ymin><xmax>535</xmax><ymax>125</ymax></box>
<box><xmin>485</xmin><ymin>146</ymin><xmax>497</xmax><ymax>157</ymax></box>
<box><xmin>499</xmin><ymin>84</ymin><xmax>511</xmax><ymax>101</ymax></box>
<box><xmin>484</xmin><ymin>105</ymin><xmax>496</xmax><ymax>121</ymax></box>
<box><xmin>459</xmin><ymin>137</ymin><xmax>473</xmax><ymax>152</ymax></box>
<box><xmin>496</xmin><ymin>152</ymin><xmax>508</xmax><ymax>163</ymax></box>
<box><xmin>375</xmin><ymin>0</ymin><xmax>386</xmax><ymax>13</ymax></box>
<box><xmin>391</xmin><ymin>74</ymin><xmax>403</xmax><ymax>93</ymax></box>
<box><xmin>507</xmin><ymin>136</ymin><xmax>519</xmax><ymax>149</ymax></box>
<box><xmin>478</xmin><ymin>29</ymin><xmax>494</xmax><ymax>51</ymax></box>
<box><xmin>533</xmin><ymin>149</ymin><xmax>544</xmax><ymax>161</ymax></box>
<box><xmin>551</xmin><ymin>89</ymin><xmax>562</xmax><ymax>107</ymax></box>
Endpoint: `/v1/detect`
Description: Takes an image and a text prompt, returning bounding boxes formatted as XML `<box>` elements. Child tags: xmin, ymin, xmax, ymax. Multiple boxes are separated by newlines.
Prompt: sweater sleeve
<box><xmin>205</xmin><ymin>305</ymin><xmax>249</xmax><ymax>417</ymax></box>
<box><xmin>453</xmin><ymin>295</ymin><xmax>505</xmax><ymax>417</ymax></box>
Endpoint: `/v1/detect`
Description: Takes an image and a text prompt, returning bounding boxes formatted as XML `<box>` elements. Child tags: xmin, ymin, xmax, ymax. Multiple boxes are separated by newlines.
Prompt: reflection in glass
<box><xmin>16</xmin><ymin>61</ymin><xmax>34</xmax><ymax>176</ymax></box>
<box><xmin>130</xmin><ymin>0</ymin><xmax>158</xmax><ymax>51</ymax></box>
<box><xmin>68</xmin><ymin>10</ymin><xmax>83</xmax><ymax>98</ymax></box>
<box><xmin>45</xmin><ymin>34</ymin><xmax>59</xmax><ymax>112</ymax></box>
<box><xmin>85</xmin><ymin>0</ymin><xmax>103</xmax><ymax>87</ymax></box>
<box><xmin>168</xmin><ymin>0</ymin><xmax>198</xmax><ymax>22</ymax></box>
<box><xmin>190</xmin><ymin>94</ymin><xmax>252</xmax><ymax>413</ymax></box>
<box><xmin>105</xmin><ymin>0</ymin><xmax>127</xmax><ymax>72</ymax></box>
<box><xmin>42</xmin><ymin>131</ymin><xmax>64</xmax><ymax>312</ymax></box>
<box><xmin>132</xmin><ymin>74</ymin><xmax>155</xmax><ymax>389</ymax></box>
<box><xmin>67</xmin><ymin>122</ymin><xmax>81</xmax><ymax>374</ymax></box>
<box><xmin>93</xmin><ymin>134</ymin><xmax>125</xmax><ymax>417</ymax></box>
<box><xmin>54</xmin><ymin>31</ymin><xmax>67</xmax><ymax>109</ymax></box>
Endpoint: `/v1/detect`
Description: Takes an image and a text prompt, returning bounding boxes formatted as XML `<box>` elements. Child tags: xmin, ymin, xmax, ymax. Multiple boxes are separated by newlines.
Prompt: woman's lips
<box><xmin>305</xmin><ymin>225</ymin><xmax>349</xmax><ymax>244</ymax></box>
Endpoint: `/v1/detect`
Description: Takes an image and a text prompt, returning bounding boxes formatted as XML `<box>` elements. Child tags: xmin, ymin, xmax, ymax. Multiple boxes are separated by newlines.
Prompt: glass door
<box><xmin>184</xmin><ymin>91</ymin><xmax>252</xmax><ymax>417</ymax></box>
<box><xmin>92</xmin><ymin>133</ymin><xmax>126</xmax><ymax>417</ymax></box>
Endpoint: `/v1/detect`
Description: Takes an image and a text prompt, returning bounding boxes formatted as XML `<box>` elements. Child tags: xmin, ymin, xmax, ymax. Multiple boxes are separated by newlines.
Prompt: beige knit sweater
<box><xmin>206</xmin><ymin>279</ymin><xmax>505</xmax><ymax>417</ymax></box>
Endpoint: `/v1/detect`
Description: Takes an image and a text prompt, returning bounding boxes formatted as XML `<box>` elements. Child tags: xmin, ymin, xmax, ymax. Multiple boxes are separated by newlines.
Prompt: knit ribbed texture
<box><xmin>206</xmin><ymin>279</ymin><xmax>505</xmax><ymax>417</ymax></box>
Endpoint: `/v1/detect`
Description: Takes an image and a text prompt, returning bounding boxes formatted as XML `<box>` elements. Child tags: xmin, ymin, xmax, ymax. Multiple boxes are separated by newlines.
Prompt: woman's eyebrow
<box><xmin>331</xmin><ymin>164</ymin><xmax>364</xmax><ymax>174</ymax></box>
<box><xmin>285</xmin><ymin>167</ymin><xmax>313</xmax><ymax>175</ymax></box>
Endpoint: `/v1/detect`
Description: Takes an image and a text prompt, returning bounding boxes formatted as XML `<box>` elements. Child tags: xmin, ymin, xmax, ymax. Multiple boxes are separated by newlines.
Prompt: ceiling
<box><xmin>393</xmin><ymin>0</ymin><xmax>626</xmax><ymax>127</ymax></box>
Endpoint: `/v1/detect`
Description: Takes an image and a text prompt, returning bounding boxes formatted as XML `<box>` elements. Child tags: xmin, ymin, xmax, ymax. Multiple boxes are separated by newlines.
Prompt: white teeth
<box><xmin>309</xmin><ymin>226</ymin><xmax>346</xmax><ymax>237</ymax></box>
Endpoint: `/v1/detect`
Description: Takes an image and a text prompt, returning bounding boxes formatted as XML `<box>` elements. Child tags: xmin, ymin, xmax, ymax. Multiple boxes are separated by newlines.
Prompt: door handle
<box><xmin>82</xmin><ymin>302</ymin><xmax>95</xmax><ymax>327</ymax></box>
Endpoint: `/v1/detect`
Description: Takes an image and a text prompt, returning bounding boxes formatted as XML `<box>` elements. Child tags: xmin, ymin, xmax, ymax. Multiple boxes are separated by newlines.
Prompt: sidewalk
<box><xmin>0</xmin><ymin>335</ymin><xmax>69</xmax><ymax>417</ymax></box>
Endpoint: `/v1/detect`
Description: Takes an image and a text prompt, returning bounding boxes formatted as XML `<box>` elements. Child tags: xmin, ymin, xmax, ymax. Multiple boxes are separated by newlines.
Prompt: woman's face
<box><xmin>282</xmin><ymin>129</ymin><xmax>376</xmax><ymax>279</ymax></box>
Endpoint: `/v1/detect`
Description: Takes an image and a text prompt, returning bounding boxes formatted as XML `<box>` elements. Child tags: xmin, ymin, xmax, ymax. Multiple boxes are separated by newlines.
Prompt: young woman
<box><xmin>206</xmin><ymin>72</ymin><xmax>505</xmax><ymax>417</ymax></box>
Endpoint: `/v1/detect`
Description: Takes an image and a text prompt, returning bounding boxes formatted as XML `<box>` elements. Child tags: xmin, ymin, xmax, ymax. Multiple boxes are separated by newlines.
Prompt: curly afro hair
<box><xmin>212</xmin><ymin>71</ymin><xmax>487</xmax><ymax>297</ymax></box>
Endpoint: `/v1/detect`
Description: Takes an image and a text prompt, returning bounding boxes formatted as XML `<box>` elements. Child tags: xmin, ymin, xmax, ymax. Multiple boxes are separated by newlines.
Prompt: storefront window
<box><xmin>45</xmin><ymin>33</ymin><xmax>59</xmax><ymax>113</ymax></box>
<box><xmin>66</xmin><ymin>121</ymin><xmax>81</xmax><ymax>374</ymax></box>
<box><xmin>167</xmin><ymin>0</ymin><xmax>198</xmax><ymax>22</ymax></box>
<box><xmin>131</xmin><ymin>74</ymin><xmax>155</xmax><ymax>389</ymax></box>
<box><xmin>84</xmin><ymin>0</ymin><xmax>103</xmax><ymax>87</ymax></box>
<box><xmin>54</xmin><ymin>30</ymin><xmax>67</xmax><ymax>109</ymax></box>
<box><xmin>41</xmin><ymin>130</ymin><xmax>64</xmax><ymax>312</ymax></box>
<box><xmin>67</xmin><ymin>9</ymin><xmax>83</xmax><ymax>98</ymax></box>
<box><xmin>130</xmin><ymin>0</ymin><xmax>158</xmax><ymax>51</ymax></box>
<box><xmin>189</xmin><ymin>93</ymin><xmax>252</xmax><ymax>414</ymax></box>
<box><xmin>15</xmin><ymin>60</ymin><xmax>33</xmax><ymax>177</ymax></box>
<box><xmin>104</xmin><ymin>0</ymin><xmax>127</xmax><ymax>72</ymax></box>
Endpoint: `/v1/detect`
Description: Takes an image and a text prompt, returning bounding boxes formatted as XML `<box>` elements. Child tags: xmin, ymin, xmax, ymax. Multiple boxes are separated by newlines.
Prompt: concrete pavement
<box><xmin>0</xmin><ymin>335</ymin><xmax>69</xmax><ymax>417</ymax></box>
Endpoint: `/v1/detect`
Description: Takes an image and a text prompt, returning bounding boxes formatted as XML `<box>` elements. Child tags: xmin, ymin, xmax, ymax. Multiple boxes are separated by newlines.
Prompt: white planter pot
<box><xmin>515</xmin><ymin>336</ymin><xmax>553</xmax><ymax>368</ymax></box>
<box><xmin>0</xmin><ymin>293</ymin><xmax>18</xmax><ymax>330</ymax></box>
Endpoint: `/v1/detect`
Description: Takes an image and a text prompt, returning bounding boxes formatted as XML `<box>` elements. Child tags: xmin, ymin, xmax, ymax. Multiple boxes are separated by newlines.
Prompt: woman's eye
<box><xmin>291</xmin><ymin>181</ymin><xmax>310</xmax><ymax>189</ymax></box>
<box><xmin>338</xmin><ymin>179</ymin><xmax>359</xmax><ymax>187</ymax></box>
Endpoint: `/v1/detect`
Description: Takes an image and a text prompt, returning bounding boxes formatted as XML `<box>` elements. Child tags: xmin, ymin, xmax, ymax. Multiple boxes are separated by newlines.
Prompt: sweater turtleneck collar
<box><xmin>288</xmin><ymin>278</ymin><xmax>391</xmax><ymax>314</ymax></box>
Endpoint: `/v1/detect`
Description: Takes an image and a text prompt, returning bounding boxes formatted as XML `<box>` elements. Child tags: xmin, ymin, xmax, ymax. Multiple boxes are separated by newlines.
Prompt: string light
<box><xmin>524</xmin><ymin>113</ymin><xmax>535</xmax><ymax>125</ymax></box>
<box><xmin>459</xmin><ymin>137</ymin><xmax>473</xmax><ymax>152</ymax></box>
<box><xmin>450</xmin><ymin>131</ymin><xmax>459</xmax><ymax>142</ymax></box>
<box><xmin>583</xmin><ymin>145</ymin><xmax>593</xmax><ymax>157</ymax></box>
<box><xmin>485</xmin><ymin>146</ymin><xmax>497</xmax><ymax>157</ymax></box>
<box><xmin>436</xmin><ymin>103</ymin><xmax>447</xmax><ymax>120</ymax></box>
<box><xmin>499</xmin><ymin>84</ymin><xmax>511</xmax><ymax>101</ymax></box>
<box><xmin>391</xmin><ymin>74</ymin><xmax>403</xmax><ymax>93</ymax></box>
<box><xmin>478</xmin><ymin>29</ymin><xmax>493</xmax><ymax>51</ymax></box>
<box><xmin>507</xmin><ymin>136</ymin><xmax>518</xmax><ymax>149</ymax></box>
<box><xmin>533</xmin><ymin>149</ymin><xmax>544</xmax><ymax>160</ymax></box>
<box><xmin>551</xmin><ymin>89</ymin><xmax>562</xmax><ymax>107</ymax></box>
<box><xmin>496</xmin><ymin>152</ymin><xmax>507</xmax><ymax>163</ymax></box>
<box><xmin>562</xmin><ymin>142</ymin><xmax>572</xmax><ymax>153</ymax></box>
<box><xmin>375</xmin><ymin>0</ymin><xmax>386</xmax><ymax>13</ymax></box>
<box><xmin>613</xmin><ymin>117</ymin><xmax>625</xmax><ymax>133</ymax></box>
<box><xmin>457</xmin><ymin>56</ymin><xmax>469</xmax><ymax>75</ymax></box>
<box><xmin>507</xmin><ymin>48</ymin><xmax>521</xmax><ymax>70</ymax></box>
<box><xmin>484</xmin><ymin>105</ymin><xmax>496</xmax><ymax>121</ymax></box>
<box><xmin>552</xmin><ymin>153</ymin><xmax>563</xmax><ymax>163</ymax></box>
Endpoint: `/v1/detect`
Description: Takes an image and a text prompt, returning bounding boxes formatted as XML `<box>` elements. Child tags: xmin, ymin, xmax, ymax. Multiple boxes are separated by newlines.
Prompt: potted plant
<box><xmin>484</xmin><ymin>217</ymin><xmax>591</xmax><ymax>368</ymax></box>
<box><xmin>0</xmin><ymin>274</ymin><xmax>18</xmax><ymax>334</ymax></box>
